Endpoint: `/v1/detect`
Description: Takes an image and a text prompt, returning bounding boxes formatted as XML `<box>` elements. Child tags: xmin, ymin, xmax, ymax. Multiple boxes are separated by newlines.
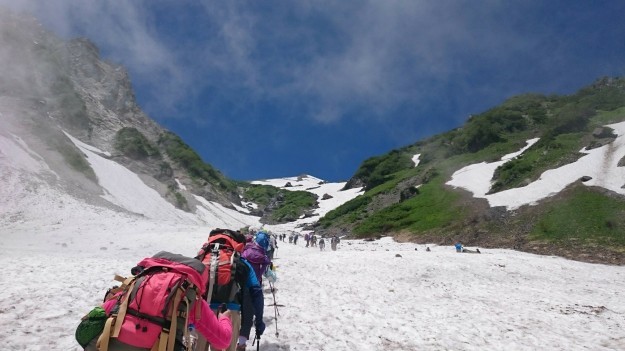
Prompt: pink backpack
<box><xmin>97</xmin><ymin>252</ymin><xmax>208</xmax><ymax>351</ymax></box>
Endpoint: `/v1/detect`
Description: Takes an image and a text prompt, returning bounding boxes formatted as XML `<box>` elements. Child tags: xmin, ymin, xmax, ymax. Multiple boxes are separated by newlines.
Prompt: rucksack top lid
<box><xmin>210</xmin><ymin>228</ymin><xmax>246</xmax><ymax>243</ymax></box>
<box><xmin>136</xmin><ymin>251</ymin><xmax>208</xmax><ymax>295</ymax></box>
<box><xmin>207</xmin><ymin>230</ymin><xmax>245</xmax><ymax>252</ymax></box>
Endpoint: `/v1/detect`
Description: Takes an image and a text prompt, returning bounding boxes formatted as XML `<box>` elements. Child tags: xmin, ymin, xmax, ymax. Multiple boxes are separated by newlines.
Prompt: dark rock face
<box><xmin>343</xmin><ymin>177</ymin><xmax>365</xmax><ymax>190</ymax></box>
<box><xmin>400</xmin><ymin>187</ymin><xmax>419</xmax><ymax>201</ymax></box>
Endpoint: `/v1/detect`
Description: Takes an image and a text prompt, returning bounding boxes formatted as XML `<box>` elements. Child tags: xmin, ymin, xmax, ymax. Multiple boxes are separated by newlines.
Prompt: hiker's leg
<box><xmin>227</xmin><ymin>310</ymin><xmax>242</xmax><ymax>351</ymax></box>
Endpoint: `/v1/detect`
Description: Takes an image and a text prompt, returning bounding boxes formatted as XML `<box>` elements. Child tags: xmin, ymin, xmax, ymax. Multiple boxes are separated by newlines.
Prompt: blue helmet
<box><xmin>256</xmin><ymin>231</ymin><xmax>270</xmax><ymax>251</ymax></box>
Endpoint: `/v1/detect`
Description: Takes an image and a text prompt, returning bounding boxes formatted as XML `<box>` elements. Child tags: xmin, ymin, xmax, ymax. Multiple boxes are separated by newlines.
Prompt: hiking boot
<box><xmin>236</xmin><ymin>345</ymin><xmax>247</xmax><ymax>351</ymax></box>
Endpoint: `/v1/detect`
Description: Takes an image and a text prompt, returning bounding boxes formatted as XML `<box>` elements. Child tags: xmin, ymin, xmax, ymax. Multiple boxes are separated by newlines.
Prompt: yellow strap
<box><xmin>96</xmin><ymin>316</ymin><xmax>115</xmax><ymax>351</ymax></box>
<box><xmin>158</xmin><ymin>330</ymin><xmax>169</xmax><ymax>351</ymax></box>
<box><xmin>167</xmin><ymin>289</ymin><xmax>183</xmax><ymax>351</ymax></box>
<box><xmin>112</xmin><ymin>280</ymin><xmax>135</xmax><ymax>338</ymax></box>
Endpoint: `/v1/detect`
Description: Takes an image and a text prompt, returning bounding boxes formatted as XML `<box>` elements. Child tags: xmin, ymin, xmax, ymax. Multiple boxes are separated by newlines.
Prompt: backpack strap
<box><xmin>111</xmin><ymin>278</ymin><xmax>136</xmax><ymax>338</ymax></box>
<box><xmin>156</xmin><ymin>287</ymin><xmax>184</xmax><ymax>351</ymax></box>
<box><xmin>227</xmin><ymin>253</ymin><xmax>239</xmax><ymax>301</ymax></box>
<box><xmin>96</xmin><ymin>275</ymin><xmax>137</xmax><ymax>351</ymax></box>
<box><xmin>206</xmin><ymin>243</ymin><xmax>221</xmax><ymax>301</ymax></box>
<box><xmin>95</xmin><ymin>316</ymin><xmax>115</xmax><ymax>351</ymax></box>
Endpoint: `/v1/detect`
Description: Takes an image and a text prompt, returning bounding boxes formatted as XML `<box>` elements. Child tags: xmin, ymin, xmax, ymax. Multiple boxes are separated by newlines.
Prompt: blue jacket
<box><xmin>239</xmin><ymin>258</ymin><xmax>265</xmax><ymax>338</ymax></box>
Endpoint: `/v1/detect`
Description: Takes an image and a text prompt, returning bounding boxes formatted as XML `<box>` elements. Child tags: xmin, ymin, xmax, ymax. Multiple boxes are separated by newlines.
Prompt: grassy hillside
<box><xmin>242</xmin><ymin>184</ymin><xmax>318</xmax><ymax>223</ymax></box>
<box><xmin>318</xmin><ymin>77</ymin><xmax>625</xmax><ymax>264</ymax></box>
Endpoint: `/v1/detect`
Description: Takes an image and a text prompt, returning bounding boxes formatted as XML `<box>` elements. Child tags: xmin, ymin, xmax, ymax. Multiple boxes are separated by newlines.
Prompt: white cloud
<box><xmin>0</xmin><ymin>1</ymin><xmax>534</xmax><ymax>124</ymax></box>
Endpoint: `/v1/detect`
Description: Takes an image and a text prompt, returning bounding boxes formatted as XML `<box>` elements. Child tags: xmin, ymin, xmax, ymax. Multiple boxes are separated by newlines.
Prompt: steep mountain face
<box><xmin>322</xmin><ymin>78</ymin><xmax>625</xmax><ymax>264</ymax></box>
<box><xmin>0</xmin><ymin>9</ymin><xmax>332</xmax><ymax>227</ymax></box>
<box><xmin>0</xmin><ymin>10</ymin><xmax>240</xmax><ymax>215</ymax></box>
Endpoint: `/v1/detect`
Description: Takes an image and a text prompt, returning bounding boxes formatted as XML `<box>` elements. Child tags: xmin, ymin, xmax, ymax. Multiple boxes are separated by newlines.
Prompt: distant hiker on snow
<box><xmin>330</xmin><ymin>235</ymin><xmax>340</xmax><ymax>251</ymax></box>
<box><xmin>319</xmin><ymin>237</ymin><xmax>326</xmax><ymax>251</ymax></box>
<box><xmin>455</xmin><ymin>242</ymin><xmax>463</xmax><ymax>252</ymax></box>
<box><xmin>267</xmin><ymin>233</ymin><xmax>278</xmax><ymax>261</ymax></box>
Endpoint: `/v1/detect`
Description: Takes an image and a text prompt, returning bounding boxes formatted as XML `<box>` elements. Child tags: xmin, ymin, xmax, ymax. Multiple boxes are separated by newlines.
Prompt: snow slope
<box><xmin>447</xmin><ymin>121</ymin><xmax>625</xmax><ymax>209</ymax></box>
<box><xmin>1</xmin><ymin>225</ymin><xmax>624</xmax><ymax>351</ymax></box>
<box><xmin>2</xmin><ymin>117</ymin><xmax>625</xmax><ymax>350</ymax></box>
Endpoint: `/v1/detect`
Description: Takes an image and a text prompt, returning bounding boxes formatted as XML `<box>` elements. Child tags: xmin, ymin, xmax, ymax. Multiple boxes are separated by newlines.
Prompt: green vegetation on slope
<box><xmin>114</xmin><ymin>127</ymin><xmax>160</xmax><ymax>159</ymax></box>
<box><xmin>530</xmin><ymin>186</ymin><xmax>625</xmax><ymax>248</ymax></box>
<box><xmin>244</xmin><ymin>184</ymin><xmax>317</xmax><ymax>222</ymax></box>
<box><xmin>157</xmin><ymin>131</ymin><xmax>236</xmax><ymax>192</ymax></box>
<box><xmin>320</xmin><ymin>77</ymin><xmax>625</xmax><ymax>264</ymax></box>
<box><xmin>352</xmin><ymin>150</ymin><xmax>414</xmax><ymax>190</ymax></box>
<box><xmin>488</xmin><ymin>79</ymin><xmax>625</xmax><ymax>192</ymax></box>
<box><xmin>490</xmin><ymin>133</ymin><xmax>585</xmax><ymax>193</ymax></box>
<box><xmin>55</xmin><ymin>138</ymin><xmax>97</xmax><ymax>182</ymax></box>
<box><xmin>352</xmin><ymin>175</ymin><xmax>464</xmax><ymax>237</ymax></box>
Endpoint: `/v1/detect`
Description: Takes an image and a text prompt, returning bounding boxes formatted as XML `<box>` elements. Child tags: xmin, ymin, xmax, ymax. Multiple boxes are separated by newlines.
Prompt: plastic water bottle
<box><xmin>264</xmin><ymin>268</ymin><xmax>277</xmax><ymax>283</ymax></box>
<box><xmin>185</xmin><ymin>323</ymin><xmax>198</xmax><ymax>351</ymax></box>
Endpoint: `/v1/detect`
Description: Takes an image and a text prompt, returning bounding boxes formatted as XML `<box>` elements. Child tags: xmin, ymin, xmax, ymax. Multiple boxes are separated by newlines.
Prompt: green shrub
<box><xmin>353</xmin><ymin>150</ymin><xmax>413</xmax><ymax>190</ymax></box>
<box><xmin>243</xmin><ymin>184</ymin><xmax>277</xmax><ymax>206</ymax></box>
<box><xmin>158</xmin><ymin>132</ymin><xmax>236</xmax><ymax>192</ymax></box>
<box><xmin>173</xmin><ymin>191</ymin><xmax>189</xmax><ymax>211</ymax></box>
<box><xmin>114</xmin><ymin>127</ymin><xmax>160</xmax><ymax>159</ymax></box>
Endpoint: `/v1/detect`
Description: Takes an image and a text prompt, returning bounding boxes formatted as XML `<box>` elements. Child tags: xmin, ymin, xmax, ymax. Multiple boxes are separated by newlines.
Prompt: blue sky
<box><xmin>3</xmin><ymin>1</ymin><xmax>625</xmax><ymax>182</ymax></box>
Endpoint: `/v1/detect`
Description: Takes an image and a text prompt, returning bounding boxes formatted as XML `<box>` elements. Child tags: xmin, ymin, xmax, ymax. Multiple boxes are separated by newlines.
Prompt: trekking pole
<box><xmin>252</xmin><ymin>334</ymin><xmax>260</xmax><ymax>351</ymax></box>
<box><xmin>268</xmin><ymin>280</ymin><xmax>279</xmax><ymax>337</ymax></box>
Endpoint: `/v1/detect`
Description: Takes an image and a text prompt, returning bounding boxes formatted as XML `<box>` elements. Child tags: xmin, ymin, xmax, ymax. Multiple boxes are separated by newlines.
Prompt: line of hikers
<box><xmin>76</xmin><ymin>228</ymin><xmax>278</xmax><ymax>351</ymax></box>
<box><xmin>277</xmin><ymin>231</ymin><xmax>341</xmax><ymax>252</ymax></box>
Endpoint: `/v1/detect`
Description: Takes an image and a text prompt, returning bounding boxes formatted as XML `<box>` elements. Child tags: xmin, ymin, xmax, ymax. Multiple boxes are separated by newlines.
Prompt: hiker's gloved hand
<box><xmin>255</xmin><ymin>320</ymin><xmax>266</xmax><ymax>336</ymax></box>
<box><xmin>237</xmin><ymin>336</ymin><xmax>248</xmax><ymax>348</ymax></box>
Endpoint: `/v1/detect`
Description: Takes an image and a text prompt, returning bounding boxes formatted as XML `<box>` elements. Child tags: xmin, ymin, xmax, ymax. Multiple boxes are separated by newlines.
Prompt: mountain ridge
<box><xmin>2</xmin><ymin>9</ymin><xmax>624</xmax><ymax>264</ymax></box>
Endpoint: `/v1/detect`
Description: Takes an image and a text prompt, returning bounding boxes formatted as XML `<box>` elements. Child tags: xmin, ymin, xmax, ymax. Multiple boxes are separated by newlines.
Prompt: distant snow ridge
<box><xmin>252</xmin><ymin>174</ymin><xmax>364</xmax><ymax>224</ymax></box>
<box><xmin>447</xmin><ymin>121</ymin><xmax>625</xmax><ymax>210</ymax></box>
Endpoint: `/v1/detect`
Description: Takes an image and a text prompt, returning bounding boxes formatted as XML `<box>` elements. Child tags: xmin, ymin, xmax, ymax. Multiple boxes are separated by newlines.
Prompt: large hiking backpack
<box><xmin>195</xmin><ymin>229</ymin><xmax>245</xmax><ymax>304</ymax></box>
<box><xmin>241</xmin><ymin>241</ymin><xmax>270</xmax><ymax>285</ymax></box>
<box><xmin>96</xmin><ymin>251</ymin><xmax>208</xmax><ymax>351</ymax></box>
